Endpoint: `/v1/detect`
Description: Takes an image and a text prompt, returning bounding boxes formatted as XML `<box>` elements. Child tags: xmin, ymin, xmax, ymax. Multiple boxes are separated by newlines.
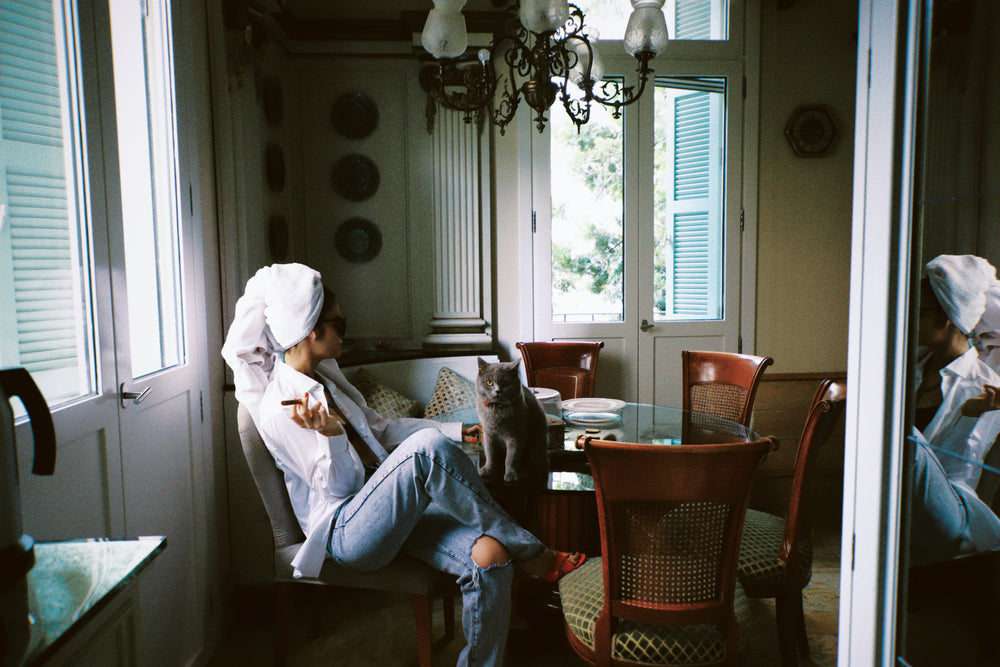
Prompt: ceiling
<box><xmin>277</xmin><ymin>0</ymin><xmax>504</xmax><ymax>22</ymax></box>
<box><xmin>252</xmin><ymin>0</ymin><xmax>508</xmax><ymax>41</ymax></box>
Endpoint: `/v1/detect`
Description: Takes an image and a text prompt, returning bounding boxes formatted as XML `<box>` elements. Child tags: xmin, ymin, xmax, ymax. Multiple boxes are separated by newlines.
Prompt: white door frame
<box><xmin>839</xmin><ymin>0</ymin><xmax>922</xmax><ymax>663</ymax></box>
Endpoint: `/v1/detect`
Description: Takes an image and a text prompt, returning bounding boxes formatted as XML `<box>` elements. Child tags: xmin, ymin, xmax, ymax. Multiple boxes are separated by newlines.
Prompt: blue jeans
<box><xmin>909</xmin><ymin>435</ymin><xmax>1000</xmax><ymax>564</ymax></box>
<box><xmin>328</xmin><ymin>428</ymin><xmax>545</xmax><ymax>667</ymax></box>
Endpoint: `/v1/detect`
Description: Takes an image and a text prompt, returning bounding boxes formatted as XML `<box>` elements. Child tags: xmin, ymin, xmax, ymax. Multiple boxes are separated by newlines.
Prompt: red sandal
<box><xmin>543</xmin><ymin>552</ymin><xmax>587</xmax><ymax>583</ymax></box>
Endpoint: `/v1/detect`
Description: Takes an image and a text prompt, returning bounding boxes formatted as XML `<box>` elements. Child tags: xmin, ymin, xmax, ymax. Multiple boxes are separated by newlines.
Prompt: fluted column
<box><xmin>423</xmin><ymin>108</ymin><xmax>492</xmax><ymax>350</ymax></box>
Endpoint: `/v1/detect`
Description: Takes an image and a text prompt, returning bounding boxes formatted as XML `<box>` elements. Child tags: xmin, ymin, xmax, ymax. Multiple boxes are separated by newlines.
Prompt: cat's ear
<box><xmin>507</xmin><ymin>358</ymin><xmax>521</xmax><ymax>370</ymax></box>
<box><xmin>478</xmin><ymin>357</ymin><xmax>489</xmax><ymax>370</ymax></box>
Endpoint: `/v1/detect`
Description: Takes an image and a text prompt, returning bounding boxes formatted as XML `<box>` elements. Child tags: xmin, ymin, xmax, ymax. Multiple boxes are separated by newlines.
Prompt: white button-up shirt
<box><xmin>914</xmin><ymin>346</ymin><xmax>1000</xmax><ymax>491</ymax></box>
<box><xmin>258</xmin><ymin>359</ymin><xmax>463</xmax><ymax>578</ymax></box>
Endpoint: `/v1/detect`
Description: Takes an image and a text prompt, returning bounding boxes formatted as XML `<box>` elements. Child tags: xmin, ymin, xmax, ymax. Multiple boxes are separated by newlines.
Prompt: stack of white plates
<box><xmin>529</xmin><ymin>387</ymin><xmax>562</xmax><ymax>418</ymax></box>
<box><xmin>562</xmin><ymin>398</ymin><xmax>626</xmax><ymax>426</ymax></box>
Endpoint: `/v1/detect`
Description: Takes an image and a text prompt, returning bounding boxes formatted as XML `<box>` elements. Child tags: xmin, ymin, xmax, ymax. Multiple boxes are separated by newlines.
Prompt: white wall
<box><xmin>755</xmin><ymin>0</ymin><xmax>859</xmax><ymax>373</ymax></box>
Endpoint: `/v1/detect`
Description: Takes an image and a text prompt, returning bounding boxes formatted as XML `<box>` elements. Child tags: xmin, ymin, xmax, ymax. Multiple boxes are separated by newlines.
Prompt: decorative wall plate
<box><xmin>785</xmin><ymin>105</ymin><xmax>838</xmax><ymax>157</ymax></box>
<box><xmin>265</xmin><ymin>143</ymin><xmax>285</xmax><ymax>192</ymax></box>
<box><xmin>332</xmin><ymin>91</ymin><xmax>379</xmax><ymax>139</ymax></box>
<box><xmin>335</xmin><ymin>217</ymin><xmax>382</xmax><ymax>263</ymax></box>
<box><xmin>263</xmin><ymin>76</ymin><xmax>283</xmax><ymax>127</ymax></box>
<box><xmin>332</xmin><ymin>154</ymin><xmax>380</xmax><ymax>201</ymax></box>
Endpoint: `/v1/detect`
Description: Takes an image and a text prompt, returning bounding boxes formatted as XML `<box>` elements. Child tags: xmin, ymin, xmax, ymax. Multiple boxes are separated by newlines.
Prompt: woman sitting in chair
<box><xmin>222</xmin><ymin>263</ymin><xmax>583</xmax><ymax>667</ymax></box>
<box><xmin>909</xmin><ymin>255</ymin><xmax>1000</xmax><ymax>563</ymax></box>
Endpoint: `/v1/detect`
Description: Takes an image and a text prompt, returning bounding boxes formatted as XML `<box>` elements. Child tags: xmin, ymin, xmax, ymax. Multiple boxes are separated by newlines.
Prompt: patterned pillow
<box><xmin>423</xmin><ymin>367</ymin><xmax>478</xmax><ymax>418</ymax></box>
<box><xmin>350</xmin><ymin>368</ymin><xmax>422</xmax><ymax>419</ymax></box>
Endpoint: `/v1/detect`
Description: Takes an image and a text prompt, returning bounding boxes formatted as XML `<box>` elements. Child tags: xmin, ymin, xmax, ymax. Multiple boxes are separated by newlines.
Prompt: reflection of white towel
<box><xmin>221</xmin><ymin>263</ymin><xmax>324</xmax><ymax>424</ymax></box>
<box><xmin>973</xmin><ymin>279</ymin><xmax>1000</xmax><ymax>374</ymax></box>
<box><xmin>926</xmin><ymin>255</ymin><xmax>992</xmax><ymax>335</ymax></box>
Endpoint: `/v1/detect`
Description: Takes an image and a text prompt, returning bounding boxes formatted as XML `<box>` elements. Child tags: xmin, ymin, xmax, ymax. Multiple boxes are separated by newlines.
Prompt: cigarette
<box><xmin>281</xmin><ymin>399</ymin><xmax>303</xmax><ymax>406</ymax></box>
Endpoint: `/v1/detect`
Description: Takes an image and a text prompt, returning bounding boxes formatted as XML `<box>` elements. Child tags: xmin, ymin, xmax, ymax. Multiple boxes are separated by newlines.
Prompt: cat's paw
<box><xmin>479</xmin><ymin>465</ymin><xmax>499</xmax><ymax>480</ymax></box>
<box><xmin>503</xmin><ymin>469</ymin><xmax>520</xmax><ymax>485</ymax></box>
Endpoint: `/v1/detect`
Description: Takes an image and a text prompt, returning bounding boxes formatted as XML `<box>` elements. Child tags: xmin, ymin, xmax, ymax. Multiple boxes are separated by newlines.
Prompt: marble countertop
<box><xmin>13</xmin><ymin>536</ymin><xmax>166</xmax><ymax>666</ymax></box>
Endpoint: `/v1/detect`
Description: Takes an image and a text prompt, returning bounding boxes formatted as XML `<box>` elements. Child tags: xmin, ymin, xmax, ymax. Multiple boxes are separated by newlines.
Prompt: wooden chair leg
<box><xmin>441</xmin><ymin>582</ymin><xmax>456</xmax><ymax>641</ymax></box>
<box><xmin>306</xmin><ymin>585</ymin><xmax>325</xmax><ymax>639</ymax></box>
<box><xmin>775</xmin><ymin>589</ymin><xmax>807</xmax><ymax>667</ymax></box>
<box><xmin>792</xmin><ymin>589</ymin><xmax>809</xmax><ymax>656</ymax></box>
<box><xmin>413</xmin><ymin>593</ymin><xmax>434</xmax><ymax>667</ymax></box>
<box><xmin>273</xmin><ymin>583</ymin><xmax>295</xmax><ymax>667</ymax></box>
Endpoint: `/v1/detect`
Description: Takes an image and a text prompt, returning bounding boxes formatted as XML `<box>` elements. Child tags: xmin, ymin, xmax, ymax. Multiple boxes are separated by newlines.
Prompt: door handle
<box><xmin>640</xmin><ymin>319</ymin><xmax>654</xmax><ymax>332</ymax></box>
<box><xmin>120</xmin><ymin>384</ymin><xmax>152</xmax><ymax>408</ymax></box>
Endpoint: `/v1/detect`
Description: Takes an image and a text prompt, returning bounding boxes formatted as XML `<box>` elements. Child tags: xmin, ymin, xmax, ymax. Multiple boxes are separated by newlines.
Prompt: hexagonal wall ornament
<box><xmin>784</xmin><ymin>105</ymin><xmax>838</xmax><ymax>157</ymax></box>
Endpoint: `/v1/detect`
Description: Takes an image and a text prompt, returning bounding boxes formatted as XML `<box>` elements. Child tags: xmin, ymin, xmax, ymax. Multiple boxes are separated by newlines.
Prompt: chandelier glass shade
<box><xmin>419</xmin><ymin>0</ymin><xmax>669</xmax><ymax>134</ymax></box>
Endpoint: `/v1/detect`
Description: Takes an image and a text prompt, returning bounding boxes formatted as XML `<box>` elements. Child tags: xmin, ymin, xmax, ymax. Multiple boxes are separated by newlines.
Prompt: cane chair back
<box><xmin>682</xmin><ymin>350</ymin><xmax>774</xmax><ymax>428</ymax></box>
<box><xmin>559</xmin><ymin>436</ymin><xmax>774</xmax><ymax>666</ymax></box>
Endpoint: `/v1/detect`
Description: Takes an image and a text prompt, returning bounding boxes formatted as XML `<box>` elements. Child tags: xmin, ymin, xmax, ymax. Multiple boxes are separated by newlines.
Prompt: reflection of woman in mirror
<box><xmin>909</xmin><ymin>255</ymin><xmax>1000</xmax><ymax>563</ymax></box>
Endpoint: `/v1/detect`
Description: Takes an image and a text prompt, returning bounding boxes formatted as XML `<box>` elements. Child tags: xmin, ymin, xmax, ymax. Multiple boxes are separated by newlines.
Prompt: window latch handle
<box><xmin>640</xmin><ymin>319</ymin><xmax>654</xmax><ymax>332</ymax></box>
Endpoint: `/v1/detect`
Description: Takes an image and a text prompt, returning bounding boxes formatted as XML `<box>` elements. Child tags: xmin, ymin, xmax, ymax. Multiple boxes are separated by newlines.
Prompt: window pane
<box><xmin>551</xmin><ymin>100</ymin><xmax>624</xmax><ymax>323</ymax></box>
<box><xmin>576</xmin><ymin>0</ymin><xmax>729</xmax><ymax>42</ymax></box>
<box><xmin>653</xmin><ymin>77</ymin><xmax>726</xmax><ymax>321</ymax></box>
<box><xmin>0</xmin><ymin>0</ymin><xmax>97</xmax><ymax>407</ymax></box>
<box><xmin>109</xmin><ymin>0</ymin><xmax>182</xmax><ymax>378</ymax></box>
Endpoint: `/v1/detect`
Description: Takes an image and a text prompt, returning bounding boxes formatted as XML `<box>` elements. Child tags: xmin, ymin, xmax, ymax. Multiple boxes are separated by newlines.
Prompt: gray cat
<box><xmin>475</xmin><ymin>357</ymin><xmax>549</xmax><ymax>486</ymax></box>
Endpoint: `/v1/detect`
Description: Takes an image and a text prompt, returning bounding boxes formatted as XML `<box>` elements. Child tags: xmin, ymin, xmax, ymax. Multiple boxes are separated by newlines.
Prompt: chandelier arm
<box><xmin>560</xmin><ymin>87</ymin><xmax>591</xmax><ymax>133</ymax></box>
<box><xmin>424</xmin><ymin>60</ymin><xmax>498</xmax><ymax>118</ymax></box>
<box><xmin>589</xmin><ymin>53</ymin><xmax>655</xmax><ymax>115</ymax></box>
<box><xmin>490</xmin><ymin>46</ymin><xmax>523</xmax><ymax>134</ymax></box>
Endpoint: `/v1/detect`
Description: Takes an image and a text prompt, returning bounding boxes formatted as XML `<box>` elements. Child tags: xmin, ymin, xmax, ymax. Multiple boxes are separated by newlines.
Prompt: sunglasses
<box><xmin>317</xmin><ymin>315</ymin><xmax>347</xmax><ymax>338</ymax></box>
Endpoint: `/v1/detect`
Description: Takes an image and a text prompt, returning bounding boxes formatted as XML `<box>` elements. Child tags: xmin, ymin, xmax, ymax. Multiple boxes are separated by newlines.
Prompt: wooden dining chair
<box><xmin>559</xmin><ymin>435</ymin><xmax>775</xmax><ymax>666</ymax></box>
<box><xmin>516</xmin><ymin>340</ymin><xmax>605</xmax><ymax>400</ymax></box>
<box><xmin>681</xmin><ymin>350</ymin><xmax>774</xmax><ymax>427</ymax></box>
<box><xmin>236</xmin><ymin>404</ymin><xmax>455</xmax><ymax>667</ymax></box>
<box><xmin>736</xmin><ymin>379</ymin><xmax>846</xmax><ymax>667</ymax></box>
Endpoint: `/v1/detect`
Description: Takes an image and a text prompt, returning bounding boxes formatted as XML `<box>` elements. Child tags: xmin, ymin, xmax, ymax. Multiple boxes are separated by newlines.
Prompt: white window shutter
<box><xmin>0</xmin><ymin>0</ymin><xmax>81</xmax><ymax>385</ymax></box>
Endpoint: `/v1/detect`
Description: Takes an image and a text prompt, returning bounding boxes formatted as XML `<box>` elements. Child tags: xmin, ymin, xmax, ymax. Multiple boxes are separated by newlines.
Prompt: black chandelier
<box><xmin>419</xmin><ymin>0</ymin><xmax>669</xmax><ymax>134</ymax></box>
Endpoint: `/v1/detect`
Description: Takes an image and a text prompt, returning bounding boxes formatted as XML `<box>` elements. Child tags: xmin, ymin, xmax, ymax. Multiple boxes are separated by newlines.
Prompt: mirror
<box><xmin>900</xmin><ymin>1</ymin><xmax>1000</xmax><ymax>664</ymax></box>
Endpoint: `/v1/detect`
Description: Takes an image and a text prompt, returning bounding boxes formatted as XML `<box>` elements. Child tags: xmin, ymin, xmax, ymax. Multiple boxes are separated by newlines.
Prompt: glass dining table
<box><xmin>434</xmin><ymin>403</ymin><xmax>765</xmax><ymax>554</ymax></box>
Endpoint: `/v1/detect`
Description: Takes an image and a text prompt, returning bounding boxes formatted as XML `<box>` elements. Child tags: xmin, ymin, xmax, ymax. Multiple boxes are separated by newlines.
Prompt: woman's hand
<box><xmin>462</xmin><ymin>424</ymin><xmax>481</xmax><ymax>443</ymax></box>
<box><xmin>960</xmin><ymin>385</ymin><xmax>1000</xmax><ymax>418</ymax></box>
<box><xmin>289</xmin><ymin>392</ymin><xmax>344</xmax><ymax>437</ymax></box>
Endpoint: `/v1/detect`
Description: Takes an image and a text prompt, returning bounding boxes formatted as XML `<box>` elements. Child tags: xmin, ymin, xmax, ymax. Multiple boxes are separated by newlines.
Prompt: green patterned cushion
<box><xmin>350</xmin><ymin>368</ymin><xmax>423</xmax><ymax>419</ymax></box>
<box><xmin>559</xmin><ymin>557</ymin><xmax>752</xmax><ymax>664</ymax></box>
<box><xmin>422</xmin><ymin>367</ymin><xmax>478</xmax><ymax>418</ymax></box>
<box><xmin>737</xmin><ymin>508</ymin><xmax>813</xmax><ymax>589</ymax></box>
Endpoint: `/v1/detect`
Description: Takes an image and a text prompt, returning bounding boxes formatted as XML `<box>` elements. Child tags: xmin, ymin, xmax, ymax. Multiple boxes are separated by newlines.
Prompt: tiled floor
<box><xmin>208</xmin><ymin>528</ymin><xmax>842</xmax><ymax>667</ymax></box>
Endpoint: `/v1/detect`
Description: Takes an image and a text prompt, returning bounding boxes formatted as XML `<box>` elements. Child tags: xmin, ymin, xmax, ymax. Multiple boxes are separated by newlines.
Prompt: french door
<box><xmin>2</xmin><ymin>1</ymin><xmax>209</xmax><ymax>665</ymax></box>
<box><xmin>532</xmin><ymin>58</ymin><xmax>745</xmax><ymax>405</ymax></box>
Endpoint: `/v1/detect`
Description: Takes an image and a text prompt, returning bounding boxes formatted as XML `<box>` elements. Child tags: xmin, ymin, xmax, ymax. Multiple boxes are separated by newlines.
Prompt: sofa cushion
<box><xmin>351</xmin><ymin>368</ymin><xmax>423</xmax><ymax>419</ymax></box>
<box><xmin>423</xmin><ymin>367</ymin><xmax>478</xmax><ymax>418</ymax></box>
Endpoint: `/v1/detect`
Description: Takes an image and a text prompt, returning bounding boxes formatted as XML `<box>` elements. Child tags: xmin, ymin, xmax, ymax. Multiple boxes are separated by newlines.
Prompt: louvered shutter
<box><xmin>672</xmin><ymin>91</ymin><xmax>711</xmax><ymax>317</ymax></box>
<box><xmin>654</xmin><ymin>76</ymin><xmax>724</xmax><ymax>320</ymax></box>
<box><xmin>0</xmin><ymin>0</ymin><xmax>88</xmax><ymax>399</ymax></box>
<box><xmin>675</xmin><ymin>0</ymin><xmax>713</xmax><ymax>40</ymax></box>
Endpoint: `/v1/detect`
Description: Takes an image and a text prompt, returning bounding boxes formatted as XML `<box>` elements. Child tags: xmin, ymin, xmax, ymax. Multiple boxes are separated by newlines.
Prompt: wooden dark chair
<box><xmin>736</xmin><ymin>379</ymin><xmax>847</xmax><ymax>667</ymax></box>
<box><xmin>516</xmin><ymin>340</ymin><xmax>605</xmax><ymax>400</ymax></box>
<box><xmin>681</xmin><ymin>350</ymin><xmax>774</xmax><ymax>427</ymax></box>
<box><xmin>236</xmin><ymin>404</ymin><xmax>455</xmax><ymax>667</ymax></box>
<box><xmin>558</xmin><ymin>435</ymin><xmax>775</xmax><ymax>666</ymax></box>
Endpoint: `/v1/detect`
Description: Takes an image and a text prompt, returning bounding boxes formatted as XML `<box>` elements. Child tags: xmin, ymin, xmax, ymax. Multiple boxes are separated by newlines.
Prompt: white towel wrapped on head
<box><xmin>221</xmin><ymin>263</ymin><xmax>325</xmax><ymax>424</ymax></box>
<box><xmin>971</xmin><ymin>266</ymin><xmax>1000</xmax><ymax>374</ymax></box>
<box><xmin>925</xmin><ymin>254</ymin><xmax>993</xmax><ymax>335</ymax></box>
